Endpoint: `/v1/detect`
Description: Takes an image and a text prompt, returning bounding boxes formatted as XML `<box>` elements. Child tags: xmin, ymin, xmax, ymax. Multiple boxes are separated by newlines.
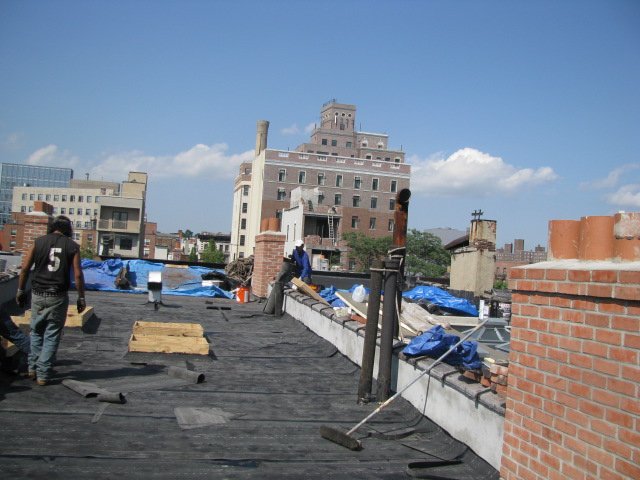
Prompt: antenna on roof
<box><xmin>472</xmin><ymin>209</ymin><xmax>484</xmax><ymax>221</ymax></box>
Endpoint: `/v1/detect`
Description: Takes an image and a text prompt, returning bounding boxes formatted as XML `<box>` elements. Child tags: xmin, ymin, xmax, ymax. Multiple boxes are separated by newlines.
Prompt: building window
<box><xmin>240</xmin><ymin>218</ymin><xmax>246</xmax><ymax>229</ymax></box>
<box><xmin>395</xmin><ymin>158</ymin><xmax>401</xmax><ymax>163</ymax></box>
<box><xmin>88</xmin><ymin>235</ymin><xmax>93</xmax><ymax>242</ymax></box>
<box><xmin>29</xmin><ymin>194</ymin><xmax>35</xmax><ymax>200</ymax></box>
<box><xmin>298</xmin><ymin>171</ymin><xmax>306</xmax><ymax>184</ymax></box>
<box><xmin>28</xmin><ymin>206</ymin><xmax>33</xmax><ymax>212</ymax></box>
<box><xmin>391</xmin><ymin>180</ymin><xmax>397</xmax><ymax>193</ymax></box>
<box><xmin>277</xmin><ymin>188</ymin><xmax>286</xmax><ymax>200</ymax></box>
<box><xmin>351</xmin><ymin>216</ymin><xmax>359</xmax><ymax>228</ymax></box>
<box><xmin>78</xmin><ymin>196</ymin><xmax>83</xmax><ymax>202</ymax></box>
<box><xmin>70</xmin><ymin>195</ymin><xmax>75</xmax><ymax>202</ymax></box>
<box><xmin>69</xmin><ymin>208</ymin><xmax>75</xmax><ymax>215</ymax></box>
<box><xmin>278</xmin><ymin>169</ymin><xmax>286</xmax><ymax>182</ymax></box>
<box><xmin>346</xmin><ymin>141</ymin><xmax>352</xmax><ymax>148</ymax></box>
<box><xmin>20</xmin><ymin>206</ymin><xmax>26</xmax><ymax>213</ymax></box>
<box><xmin>77</xmin><ymin>208</ymin><xmax>82</xmax><ymax>215</ymax></box>
<box><xmin>321</xmin><ymin>139</ymin><xmax>328</xmax><ymax>145</ymax></box>
<box><xmin>276</xmin><ymin>209</ymin><xmax>282</xmax><ymax>220</ymax></box>
<box><xmin>45</xmin><ymin>194</ymin><xmax>51</xmax><ymax>201</ymax></box>
<box><xmin>60</xmin><ymin>208</ymin><xmax>66</xmax><ymax>214</ymax></box>
<box><xmin>317</xmin><ymin>172</ymin><xmax>325</xmax><ymax>186</ymax></box>
<box><xmin>37</xmin><ymin>194</ymin><xmax>43</xmax><ymax>201</ymax></box>
<box><xmin>10</xmin><ymin>229</ymin><xmax>16</xmax><ymax>235</ymax></box>
<box><xmin>52</xmin><ymin>207</ymin><xmax>58</xmax><ymax>214</ymax></box>
<box><xmin>372</xmin><ymin>178</ymin><xmax>379</xmax><ymax>191</ymax></box>
<box><xmin>54</xmin><ymin>194</ymin><xmax>60</xmax><ymax>201</ymax></box>
<box><xmin>336</xmin><ymin>174</ymin><xmax>343</xmax><ymax>187</ymax></box>
<box><xmin>370</xmin><ymin>197</ymin><xmax>377</xmax><ymax>209</ymax></box>
<box><xmin>62</xmin><ymin>195</ymin><xmax>67</xmax><ymax>201</ymax></box>
<box><xmin>388</xmin><ymin>219</ymin><xmax>395</xmax><ymax>232</ymax></box>
<box><xmin>369</xmin><ymin>217</ymin><xmax>376</xmax><ymax>230</ymax></box>
<box><xmin>239</xmin><ymin>235</ymin><xmax>245</xmax><ymax>246</ymax></box>
<box><xmin>87</xmin><ymin>196</ymin><xmax>92</xmax><ymax>202</ymax></box>
<box><xmin>331</xmin><ymin>139</ymin><xmax>337</xmax><ymax>146</ymax></box>
<box><xmin>334</xmin><ymin>193</ymin><xmax>342</xmax><ymax>205</ymax></box>
<box><xmin>244</xmin><ymin>167</ymin><xmax>250</xmax><ymax>175</ymax></box>
<box><xmin>243</xmin><ymin>185</ymin><xmax>249</xmax><ymax>196</ymax></box>
<box><xmin>385</xmin><ymin>157</ymin><xmax>390</xmax><ymax>162</ymax></box>
<box><xmin>120</xmin><ymin>237</ymin><xmax>133</xmax><ymax>250</ymax></box>
<box><xmin>354</xmin><ymin>176</ymin><xmax>361</xmax><ymax>189</ymax></box>
<box><xmin>352</xmin><ymin>195</ymin><xmax>360</xmax><ymax>207</ymax></box>
<box><xmin>361</xmin><ymin>140</ymin><xmax>368</xmax><ymax>147</ymax></box>
<box><xmin>318</xmin><ymin>192</ymin><xmax>325</xmax><ymax>204</ymax></box>
<box><xmin>93</xmin><ymin>209</ymin><xmax>98</xmax><ymax>216</ymax></box>
<box><xmin>242</xmin><ymin>203</ymin><xmax>247</xmax><ymax>213</ymax></box>
<box><xmin>85</xmin><ymin>209</ymin><xmax>90</xmax><ymax>215</ymax></box>
<box><xmin>21</xmin><ymin>193</ymin><xmax>27</xmax><ymax>200</ymax></box>
<box><xmin>84</xmin><ymin>221</ymin><xmax>90</xmax><ymax>228</ymax></box>
<box><xmin>389</xmin><ymin>199</ymin><xmax>395</xmax><ymax>210</ymax></box>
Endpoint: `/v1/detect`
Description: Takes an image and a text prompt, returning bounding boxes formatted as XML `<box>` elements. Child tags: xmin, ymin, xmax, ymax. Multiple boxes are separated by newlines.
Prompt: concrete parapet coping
<box><xmin>284</xmin><ymin>289</ymin><xmax>505</xmax><ymax>470</ymax></box>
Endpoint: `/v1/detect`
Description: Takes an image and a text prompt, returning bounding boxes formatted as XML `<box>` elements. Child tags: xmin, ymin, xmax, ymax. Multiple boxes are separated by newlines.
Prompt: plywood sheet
<box><xmin>128</xmin><ymin>334</ymin><xmax>210</xmax><ymax>355</ymax></box>
<box><xmin>291</xmin><ymin>277</ymin><xmax>329</xmax><ymax>305</ymax></box>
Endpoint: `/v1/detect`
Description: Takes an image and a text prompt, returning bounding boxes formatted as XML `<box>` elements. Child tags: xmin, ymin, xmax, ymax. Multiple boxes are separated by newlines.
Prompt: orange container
<box><xmin>236</xmin><ymin>286</ymin><xmax>250</xmax><ymax>303</ymax></box>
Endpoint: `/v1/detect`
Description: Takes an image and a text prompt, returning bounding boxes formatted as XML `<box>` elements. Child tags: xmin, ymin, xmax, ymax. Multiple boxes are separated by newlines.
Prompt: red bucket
<box><xmin>236</xmin><ymin>286</ymin><xmax>250</xmax><ymax>303</ymax></box>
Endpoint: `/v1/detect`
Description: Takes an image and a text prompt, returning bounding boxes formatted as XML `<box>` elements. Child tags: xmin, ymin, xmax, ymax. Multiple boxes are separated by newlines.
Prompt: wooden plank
<box><xmin>399</xmin><ymin>302</ymin><xmax>449</xmax><ymax>334</ymax></box>
<box><xmin>335</xmin><ymin>291</ymin><xmax>368</xmax><ymax>318</ymax></box>
<box><xmin>291</xmin><ymin>277</ymin><xmax>329</xmax><ymax>305</ymax></box>
<box><xmin>11</xmin><ymin>306</ymin><xmax>94</xmax><ymax>329</ymax></box>
<box><xmin>132</xmin><ymin>321</ymin><xmax>204</xmax><ymax>337</ymax></box>
<box><xmin>128</xmin><ymin>334</ymin><xmax>210</xmax><ymax>355</ymax></box>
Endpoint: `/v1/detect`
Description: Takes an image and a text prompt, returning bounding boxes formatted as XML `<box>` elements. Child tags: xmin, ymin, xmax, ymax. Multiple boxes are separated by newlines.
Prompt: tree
<box><xmin>405</xmin><ymin>229</ymin><xmax>450</xmax><ymax>277</ymax></box>
<box><xmin>200</xmin><ymin>241</ymin><xmax>224</xmax><ymax>264</ymax></box>
<box><xmin>342</xmin><ymin>232</ymin><xmax>392</xmax><ymax>272</ymax></box>
<box><xmin>80</xmin><ymin>243</ymin><xmax>96</xmax><ymax>260</ymax></box>
<box><xmin>188</xmin><ymin>246</ymin><xmax>198</xmax><ymax>262</ymax></box>
<box><xmin>183</xmin><ymin>229</ymin><xmax>194</xmax><ymax>239</ymax></box>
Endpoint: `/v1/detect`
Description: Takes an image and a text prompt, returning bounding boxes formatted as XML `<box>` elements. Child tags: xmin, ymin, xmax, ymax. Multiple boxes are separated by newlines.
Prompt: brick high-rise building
<box><xmin>230</xmin><ymin>100</ymin><xmax>411</xmax><ymax>269</ymax></box>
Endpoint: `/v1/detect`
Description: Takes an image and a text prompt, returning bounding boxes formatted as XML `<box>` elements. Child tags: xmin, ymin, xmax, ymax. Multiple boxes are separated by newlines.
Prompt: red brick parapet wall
<box><xmin>252</xmin><ymin>231</ymin><xmax>286</xmax><ymax>298</ymax></box>
<box><xmin>501</xmin><ymin>213</ymin><xmax>640</xmax><ymax>480</ymax></box>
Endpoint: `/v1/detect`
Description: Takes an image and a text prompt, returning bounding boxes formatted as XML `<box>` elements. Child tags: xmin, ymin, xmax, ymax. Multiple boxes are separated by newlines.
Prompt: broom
<box><xmin>320</xmin><ymin>319</ymin><xmax>489</xmax><ymax>450</ymax></box>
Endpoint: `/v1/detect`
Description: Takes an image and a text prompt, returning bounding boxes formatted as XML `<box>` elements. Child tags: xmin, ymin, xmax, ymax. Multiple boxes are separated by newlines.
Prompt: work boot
<box><xmin>36</xmin><ymin>379</ymin><xmax>48</xmax><ymax>386</ymax></box>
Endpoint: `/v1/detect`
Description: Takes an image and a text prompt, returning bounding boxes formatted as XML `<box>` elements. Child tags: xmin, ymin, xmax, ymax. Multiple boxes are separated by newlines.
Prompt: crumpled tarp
<box><xmin>79</xmin><ymin>258</ymin><xmax>233</xmax><ymax>298</ymax></box>
<box><xmin>319</xmin><ymin>284</ymin><xmax>372</xmax><ymax>308</ymax></box>
<box><xmin>402</xmin><ymin>285</ymin><xmax>478</xmax><ymax>316</ymax></box>
<box><xmin>402</xmin><ymin>325</ymin><xmax>481</xmax><ymax>370</ymax></box>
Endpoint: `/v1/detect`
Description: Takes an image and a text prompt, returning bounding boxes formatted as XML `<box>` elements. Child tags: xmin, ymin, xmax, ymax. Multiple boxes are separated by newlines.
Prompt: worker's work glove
<box><xmin>77</xmin><ymin>297</ymin><xmax>86</xmax><ymax>313</ymax></box>
<box><xmin>16</xmin><ymin>289</ymin><xmax>26</xmax><ymax>308</ymax></box>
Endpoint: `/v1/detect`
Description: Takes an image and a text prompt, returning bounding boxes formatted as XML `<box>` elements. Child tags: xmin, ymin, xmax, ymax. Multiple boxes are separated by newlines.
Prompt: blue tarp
<box><xmin>79</xmin><ymin>258</ymin><xmax>234</xmax><ymax>299</ymax></box>
<box><xmin>319</xmin><ymin>284</ymin><xmax>372</xmax><ymax>308</ymax></box>
<box><xmin>402</xmin><ymin>285</ymin><xmax>479</xmax><ymax>316</ymax></box>
<box><xmin>402</xmin><ymin>325</ymin><xmax>482</xmax><ymax>370</ymax></box>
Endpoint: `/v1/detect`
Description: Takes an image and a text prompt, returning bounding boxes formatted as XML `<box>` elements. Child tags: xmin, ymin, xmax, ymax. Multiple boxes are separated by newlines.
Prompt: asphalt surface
<box><xmin>0</xmin><ymin>290</ymin><xmax>499</xmax><ymax>479</ymax></box>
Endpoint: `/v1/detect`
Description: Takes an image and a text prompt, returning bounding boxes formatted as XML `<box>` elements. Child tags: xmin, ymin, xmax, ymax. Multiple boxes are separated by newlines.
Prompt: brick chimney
<box><xmin>19</xmin><ymin>202</ymin><xmax>53</xmax><ymax>256</ymax></box>
<box><xmin>251</xmin><ymin>219</ymin><xmax>285</xmax><ymax>298</ymax></box>
<box><xmin>501</xmin><ymin>213</ymin><xmax>640</xmax><ymax>480</ymax></box>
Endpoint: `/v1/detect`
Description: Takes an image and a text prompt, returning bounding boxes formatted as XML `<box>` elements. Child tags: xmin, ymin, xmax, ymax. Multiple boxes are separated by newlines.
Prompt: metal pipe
<box><xmin>376</xmin><ymin>257</ymin><xmax>400</xmax><ymax>402</ymax></box>
<box><xmin>357</xmin><ymin>259</ymin><xmax>383</xmax><ymax>403</ymax></box>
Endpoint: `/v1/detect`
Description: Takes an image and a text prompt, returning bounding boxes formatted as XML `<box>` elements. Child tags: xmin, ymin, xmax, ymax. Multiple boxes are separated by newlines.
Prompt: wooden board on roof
<box><xmin>128</xmin><ymin>334</ymin><xmax>210</xmax><ymax>355</ymax></box>
<box><xmin>132</xmin><ymin>321</ymin><xmax>204</xmax><ymax>337</ymax></box>
<box><xmin>291</xmin><ymin>277</ymin><xmax>330</xmax><ymax>305</ymax></box>
<box><xmin>11</xmin><ymin>306</ymin><xmax>94</xmax><ymax>329</ymax></box>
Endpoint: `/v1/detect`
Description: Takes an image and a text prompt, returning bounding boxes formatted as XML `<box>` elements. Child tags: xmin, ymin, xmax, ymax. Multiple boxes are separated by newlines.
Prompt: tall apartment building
<box><xmin>8</xmin><ymin>171</ymin><xmax>147</xmax><ymax>258</ymax></box>
<box><xmin>0</xmin><ymin>163</ymin><xmax>73</xmax><ymax>226</ymax></box>
<box><xmin>230</xmin><ymin>100</ymin><xmax>411</xmax><ymax>269</ymax></box>
<box><xmin>495</xmin><ymin>239</ymin><xmax>548</xmax><ymax>279</ymax></box>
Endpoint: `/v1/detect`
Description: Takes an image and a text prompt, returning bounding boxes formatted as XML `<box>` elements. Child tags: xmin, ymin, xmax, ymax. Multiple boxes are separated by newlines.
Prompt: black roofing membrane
<box><xmin>1</xmin><ymin>291</ymin><xmax>499</xmax><ymax>479</ymax></box>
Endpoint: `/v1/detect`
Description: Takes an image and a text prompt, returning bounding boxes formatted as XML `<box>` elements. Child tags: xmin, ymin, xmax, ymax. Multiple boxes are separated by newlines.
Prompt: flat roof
<box><xmin>1</xmin><ymin>291</ymin><xmax>498</xmax><ymax>479</ymax></box>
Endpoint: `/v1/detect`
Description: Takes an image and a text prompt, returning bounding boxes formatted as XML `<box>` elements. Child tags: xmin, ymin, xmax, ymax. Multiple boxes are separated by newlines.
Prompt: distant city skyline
<box><xmin>1</xmin><ymin>1</ymin><xmax>638</xmax><ymax>247</ymax></box>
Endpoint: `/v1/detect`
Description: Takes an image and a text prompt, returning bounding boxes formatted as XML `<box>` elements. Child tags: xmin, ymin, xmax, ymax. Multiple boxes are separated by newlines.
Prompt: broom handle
<box><xmin>346</xmin><ymin>319</ymin><xmax>489</xmax><ymax>436</ymax></box>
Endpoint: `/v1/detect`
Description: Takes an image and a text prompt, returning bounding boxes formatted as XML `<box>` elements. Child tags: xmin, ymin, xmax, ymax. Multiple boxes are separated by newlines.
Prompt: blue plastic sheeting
<box><xmin>319</xmin><ymin>284</ymin><xmax>372</xmax><ymax>308</ymax></box>
<box><xmin>402</xmin><ymin>285</ymin><xmax>478</xmax><ymax>317</ymax></box>
<box><xmin>79</xmin><ymin>259</ymin><xmax>234</xmax><ymax>299</ymax></box>
<box><xmin>402</xmin><ymin>325</ymin><xmax>482</xmax><ymax>370</ymax></box>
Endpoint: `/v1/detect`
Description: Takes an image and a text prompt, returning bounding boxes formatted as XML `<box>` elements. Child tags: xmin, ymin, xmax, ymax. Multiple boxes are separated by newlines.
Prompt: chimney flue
<box><xmin>255</xmin><ymin>120</ymin><xmax>269</xmax><ymax>156</ymax></box>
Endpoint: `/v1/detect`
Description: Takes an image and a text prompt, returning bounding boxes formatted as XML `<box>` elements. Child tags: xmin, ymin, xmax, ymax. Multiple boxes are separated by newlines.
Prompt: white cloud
<box><xmin>582</xmin><ymin>163</ymin><xmax>640</xmax><ymax>189</ymax></box>
<box><xmin>408</xmin><ymin>147</ymin><xmax>558</xmax><ymax>196</ymax></box>
<box><xmin>90</xmin><ymin>143</ymin><xmax>254</xmax><ymax>181</ymax></box>
<box><xmin>304</xmin><ymin>123</ymin><xmax>316</xmax><ymax>134</ymax></box>
<box><xmin>2</xmin><ymin>132</ymin><xmax>24</xmax><ymax>150</ymax></box>
<box><xmin>606</xmin><ymin>184</ymin><xmax>640</xmax><ymax>208</ymax></box>
<box><xmin>26</xmin><ymin>144</ymin><xmax>80</xmax><ymax>168</ymax></box>
<box><xmin>281</xmin><ymin>124</ymin><xmax>300</xmax><ymax>135</ymax></box>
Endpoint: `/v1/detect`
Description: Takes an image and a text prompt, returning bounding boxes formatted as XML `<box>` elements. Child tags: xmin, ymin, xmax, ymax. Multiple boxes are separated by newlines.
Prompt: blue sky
<box><xmin>1</xmin><ymin>0</ymin><xmax>638</xmax><ymax>248</ymax></box>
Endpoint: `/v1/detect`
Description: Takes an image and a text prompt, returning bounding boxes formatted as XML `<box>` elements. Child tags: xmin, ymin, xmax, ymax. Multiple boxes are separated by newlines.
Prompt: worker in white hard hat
<box><xmin>291</xmin><ymin>239</ymin><xmax>312</xmax><ymax>284</ymax></box>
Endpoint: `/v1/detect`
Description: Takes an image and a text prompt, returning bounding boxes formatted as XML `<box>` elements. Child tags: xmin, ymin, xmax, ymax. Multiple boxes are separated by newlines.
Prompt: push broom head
<box><xmin>320</xmin><ymin>425</ymin><xmax>362</xmax><ymax>451</ymax></box>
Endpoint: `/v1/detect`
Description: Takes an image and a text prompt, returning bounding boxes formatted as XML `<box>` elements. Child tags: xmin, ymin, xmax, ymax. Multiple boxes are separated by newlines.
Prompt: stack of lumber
<box><xmin>128</xmin><ymin>321</ymin><xmax>209</xmax><ymax>355</ymax></box>
<box><xmin>10</xmin><ymin>305</ymin><xmax>94</xmax><ymax>330</ymax></box>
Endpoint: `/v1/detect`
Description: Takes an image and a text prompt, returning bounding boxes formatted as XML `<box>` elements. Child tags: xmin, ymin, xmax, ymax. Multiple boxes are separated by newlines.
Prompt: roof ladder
<box><xmin>328</xmin><ymin>210</ymin><xmax>335</xmax><ymax>246</ymax></box>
